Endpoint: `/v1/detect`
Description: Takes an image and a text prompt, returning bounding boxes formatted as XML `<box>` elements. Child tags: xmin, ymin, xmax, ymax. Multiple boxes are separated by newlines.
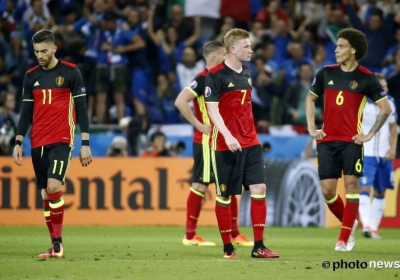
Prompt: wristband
<box><xmin>82</xmin><ymin>140</ymin><xmax>90</xmax><ymax>146</ymax></box>
<box><xmin>15</xmin><ymin>140</ymin><xmax>22</xmax><ymax>146</ymax></box>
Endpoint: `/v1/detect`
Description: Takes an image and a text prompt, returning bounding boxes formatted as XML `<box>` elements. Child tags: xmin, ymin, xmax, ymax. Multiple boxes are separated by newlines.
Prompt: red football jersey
<box><xmin>310</xmin><ymin>64</ymin><xmax>386</xmax><ymax>144</ymax></box>
<box><xmin>205</xmin><ymin>62</ymin><xmax>259</xmax><ymax>151</ymax></box>
<box><xmin>22</xmin><ymin>61</ymin><xmax>86</xmax><ymax>148</ymax></box>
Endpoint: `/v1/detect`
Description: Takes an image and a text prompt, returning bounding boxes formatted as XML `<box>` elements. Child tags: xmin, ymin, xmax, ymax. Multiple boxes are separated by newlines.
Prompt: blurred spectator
<box><xmin>382</xmin><ymin>48</ymin><xmax>400</xmax><ymax>78</ymax></box>
<box><xmin>0</xmin><ymin>92</ymin><xmax>18</xmax><ymax>156</ymax></box>
<box><xmin>140</xmin><ymin>131</ymin><xmax>170</xmax><ymax>157</ymax></box>
<box><xmin>94</xmin><ymin>11</ymin><xmax>127</xmax><ymax>124</ymax></box>
<box><xmin>312</xmin><ymin>43</ymin><xmax>334</xmax><ymax>73</ymax></box>
<box><xmin>249</xmin><ymin>19</ymin><xmax>265</xmax><ymax>49</ymax></box>
<box><xmin>382</xmin><ymin>27</ymin><xmax>400</xmax><ymax>67</ymax></box>
<box><xmin>165</xmin><ymin>3</ymin><xmax>196</xmax><ymax>44</ymax></box>
<box><xmin>7</xmin><ymin>31</ymin><xmax>29</xmax><ymax>109</ymax></box>
<box><xmin>256</xmin><ymin>0</ymin><xmax>290</xmax><ymax>28</ymax></box>
<box><xmin>387</xmin><ymin>53</ymin><xmax>400</xmax><ymax>114</ymax></box>
<box><xmin>1</xmin><ymin>0</ymin><xmax>19</xmax><ymax>36</ymax></box>
<box><xmin>283</xmin><ymin>62</ymin><xmax>322</xmax><ymax>126</ymax></box>
<box><xmin>343</xmin><ymin>0</ymin><xmax>396</xmax><ymax>72</ymax></box>
<box><xmin>214</xmin><ymin>15</ymin><xmax>236</xmax><ymax>42</ymax></box>
<box><xmin>318</xmin><ymin>3</ymin><xmax>349</xmax><ymax>64</ymax></box>
<box><xmin>120</xmin><ymin>7</ymin><xmax>150</xmax><ymax>120</ymax></box>
<box><xmin>176</xmin><ymin>47</ymin><xmax>205</xmax><ymax>91</ymax></box>
<box><xmin>107</xmin><ymin>135</ymin><xmax>129</xmax><ymax>157</ymax></box>
<box><xmin>282</xmin><ymin>42</ymin><xmax>313</xmax><ymax>87</ymax></box>
<box><xmin>149</xmin><ymin>72</ymin><xmax>180</xmax><ymax>124</ymax></box>
<box><xmin>0</xmin><ymin>54</ymin><xmax>14</xmax><ymax>93</ymax></box>
<box><xmin>251</xmin><ymin>56</ymin><xmax>280</xmax><ymax>131</ymax></box>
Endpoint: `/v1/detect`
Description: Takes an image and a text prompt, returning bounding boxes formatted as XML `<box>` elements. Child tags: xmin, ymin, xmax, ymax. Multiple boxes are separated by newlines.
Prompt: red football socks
<box><xmin>251</xmin><ymin>195</ymin><xmax>266</xmax><ymax>243</ymax></box>
<box><xmin>338</xmin><ymin>194</ymin><xmax>359</xmax><ymax>243</ymax></box>
<box><xmin>48</xmin><ymin>191</ymin><xmax>64</xmax><ymax>239</ymax></box>
<box><xmin>230</xmin><ymin>195</ymin><xmax>240</xmax><ymax>238</ymax></box>
<box><xmin>215</xmin><ymin>198</ymin><xmax>232</xmax><ymax>245</ymax></box>
<box><xmin>185</xmin><ymin>188</ymin><xmax>204</xmax><ymax>239</ymax></box>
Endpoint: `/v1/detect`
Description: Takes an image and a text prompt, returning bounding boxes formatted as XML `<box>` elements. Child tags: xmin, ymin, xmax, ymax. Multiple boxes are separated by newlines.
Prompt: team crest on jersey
<box><xmin>55</xmin><ymin>76</ymin><xmax>64</xmax><ymax>87</ymax></box>
<box><xmin>349</xmin><ymin>80</ymin><xmax>358</xmax><ymax>90</ymax></box>
<box><xmin>205</xmin><ymin>86</ymin><xmax>212</xmax><ymax>97</ymax></box>
<box><xmin>248</xmin><ymin>77</ymin><xmax>252</xmax><ymax>87</ymax></box>
<box><xmin>190</xmin><ymin>80</ymin><xmax>197</xmax><ymax>89</ymax></box>
<box><xmin>219</xmin><ymin>184</ymin><xmax>227</xmax><ymax>192</ymax></box>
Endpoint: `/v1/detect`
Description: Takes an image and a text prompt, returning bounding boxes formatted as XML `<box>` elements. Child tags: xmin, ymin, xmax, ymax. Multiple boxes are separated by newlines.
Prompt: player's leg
<box><xmin>339</xmin><ymin>142</ymin><xmax>364</xmax><ymax>251</ymax></box>
<box><xmin>183</xmin><ymin>143</ymin><xmax>215</xmax><ymax>246</ymax></box>
<box><xmin>317</xmin><ymin>143</ymin><xmax>343</xmax><ymax>222</ymax></box>
<box><xmin>370</xmin><ymin>189</ymin><xmax>385</xmax><ymax>239</ymax></box>
<box><xmin>32</xmin><ymin>146</ymin><xmax>53</xmax><ymax>259</ymax></box>
<box><xmin>47</xmin><ymin>143</ymin><xmax>73</xmax><ymax>258</ymax></box>
<box><xmin>245</xmin><ymin>145</ymin><xmax>278</xmax><ymax>258</ymax></box>
<box><xmin>369</xmin><ymin>160</ymin><xmax>394</xmax><ymax>238</ymax></box>
<box><xmin>230</xmin><ymin>195</ymin><xmax>254</xmax><ymax>246</ymax></box>
<box><xmin>339</xmin><ymin>175</ymin><xmax>360</xmax><ymax>251</ymax></box>
<box><xmin>358</xmin><ymin>157</ymin><xmax>377</xmax><ymax>237</ymax></box>
<box><xmin>212</xmin><ymin>150</ymin><xmax>236</xmax><ymax>258</ymax></box>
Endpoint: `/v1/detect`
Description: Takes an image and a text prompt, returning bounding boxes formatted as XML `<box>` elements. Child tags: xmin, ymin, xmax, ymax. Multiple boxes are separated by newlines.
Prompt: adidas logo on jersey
<box><xmin>228</xmin><ymin>82</ymin><xmax>234</xmax><ymax>87</ymax></box>
<box><xmin>34</xmin><ymin>81</ymin><xmax>40</xmax><ymax>86</ymax></box>
<box><xmin>328</xmin><ymin>80</ymin><xmax>334</xmax><ymax>85</ymax></box>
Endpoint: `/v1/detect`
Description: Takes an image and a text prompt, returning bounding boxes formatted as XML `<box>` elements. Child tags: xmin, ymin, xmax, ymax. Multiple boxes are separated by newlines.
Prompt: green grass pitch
<box><xmin>0</xmin><ymin>226</ymin><xmax>399</xmax><ymax>280</ymax></box>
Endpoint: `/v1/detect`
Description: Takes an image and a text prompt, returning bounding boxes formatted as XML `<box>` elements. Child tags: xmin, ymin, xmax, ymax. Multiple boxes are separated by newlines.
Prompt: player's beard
<box><xmin>39</xmin><ymin>54</ymin><xmax>53</xmax><ymax>68</ymax></box>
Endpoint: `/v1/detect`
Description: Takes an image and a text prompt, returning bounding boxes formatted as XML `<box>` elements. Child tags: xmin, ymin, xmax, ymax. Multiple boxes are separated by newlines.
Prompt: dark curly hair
<box><xmin>337</xmin><ymin>28</ymin><xmax>368</xmax><ymax>61</ymax></box>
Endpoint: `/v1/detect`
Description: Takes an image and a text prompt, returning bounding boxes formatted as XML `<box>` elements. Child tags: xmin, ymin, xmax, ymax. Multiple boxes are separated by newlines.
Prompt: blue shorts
<box><xmin>359</xmin><ymin>157</ymin><xmax>394</xmax><ymax>191</ymax></box>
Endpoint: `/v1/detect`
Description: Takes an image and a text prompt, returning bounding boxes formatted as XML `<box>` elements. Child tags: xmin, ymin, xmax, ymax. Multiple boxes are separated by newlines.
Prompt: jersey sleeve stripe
<box><xmin>374</xmin><ymin>96</ymin><xmax>388</xmax><ymax>103</ymax></box>
<box><xmin>309</xmin><ymin>90</ymin><xmax>319</xmax><ymax>97</ymax></box>
<box><xmin>205</xmin><ymin>101</ymin><xmax>219</xmax><ymax>103</ymax></box>
<box><xmin>22</xmin><ymin>99</ymin><xmax>34</xmax><ymax>101</ymax></box>
<box><xmin>73</xmin><ymin>94</ymin><xmax>87</xmax><ymax>98</ymax></box>
<box><xmin>186</xmin><ymin>87</ymin><xmax>198</xmax><ymax>97</ymax></box>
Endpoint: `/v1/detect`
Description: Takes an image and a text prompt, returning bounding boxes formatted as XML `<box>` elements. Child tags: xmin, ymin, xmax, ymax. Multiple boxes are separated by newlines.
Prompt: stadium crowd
<box><xmin>1</xmin><ymin>0</ymin><xmax>400</xmax><ymax>145</ymax></box>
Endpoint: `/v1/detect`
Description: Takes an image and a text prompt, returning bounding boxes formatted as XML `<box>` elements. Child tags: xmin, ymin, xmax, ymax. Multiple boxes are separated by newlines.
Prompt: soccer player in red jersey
<box><xmin>175</xmin><ymin>40</ymin><xmax>254</xmax><ymax>247</ymax></box>
<box><xmin>305</xmin><ymin>28</ymin><xmax>392</xmax><ymax>251</ymax></box>
<box><xmin>12</xmin><ymin>30</ymin><xmax>92</xmax><ymax>258</ymax></box>
<box><xmin>205</xmin><ymin>29</ymin><xmax>279</xmax><ymax>259</ymax></box>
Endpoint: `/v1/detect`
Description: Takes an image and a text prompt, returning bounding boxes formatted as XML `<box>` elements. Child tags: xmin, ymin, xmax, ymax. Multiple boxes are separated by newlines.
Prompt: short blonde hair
<box><xmin>223</xmin><ymin>28</ymin><xmax>250</xmax><ymax>52</ymax></box>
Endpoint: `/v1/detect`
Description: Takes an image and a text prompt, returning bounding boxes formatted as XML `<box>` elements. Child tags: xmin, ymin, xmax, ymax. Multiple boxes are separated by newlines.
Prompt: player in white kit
<box><xmin>359</xmin><ymin>73</ymin><xmax>398</xmax><ymax>239</ymax></box>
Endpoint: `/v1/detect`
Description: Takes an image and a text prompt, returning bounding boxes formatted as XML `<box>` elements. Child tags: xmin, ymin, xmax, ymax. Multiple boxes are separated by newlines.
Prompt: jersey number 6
<box><xmin>336</xmin><ymin>91</ymin><xmax>344</xmax><ymax>106</ymax></box>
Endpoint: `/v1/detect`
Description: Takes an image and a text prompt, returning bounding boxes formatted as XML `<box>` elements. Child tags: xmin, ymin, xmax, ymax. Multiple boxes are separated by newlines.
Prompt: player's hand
<box><xmin>309</xmin><ymin>129</ymin><xmax>326</xmax><ymax>141</ymax></box>
<box><xmin>196</xmin><ymin>124</ymin><xmax>211</xmax><ymax>135</ymax></box>
<box><xmin>225</xmin><ymin>134</ymin><xmax>242</xmax><ymax>152</ymax></box>
<box><xmin>13</xmin><ymin>145</ymin><xmax>23</xmax><ymax>166</ymax></box>
<box><xmin>385</xmin><ymin>148</ymin><xmax>396</xmax><ymax>161</ymax></box>
<box><xmin>80</xmin><ymin>146</ymin><xmax>93</xmax><ymax>167</ymax></box>
<box><xmin>352</xmin><ymin>134</ymin><xmax>371</xmax><ymax>145</ymax></box>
